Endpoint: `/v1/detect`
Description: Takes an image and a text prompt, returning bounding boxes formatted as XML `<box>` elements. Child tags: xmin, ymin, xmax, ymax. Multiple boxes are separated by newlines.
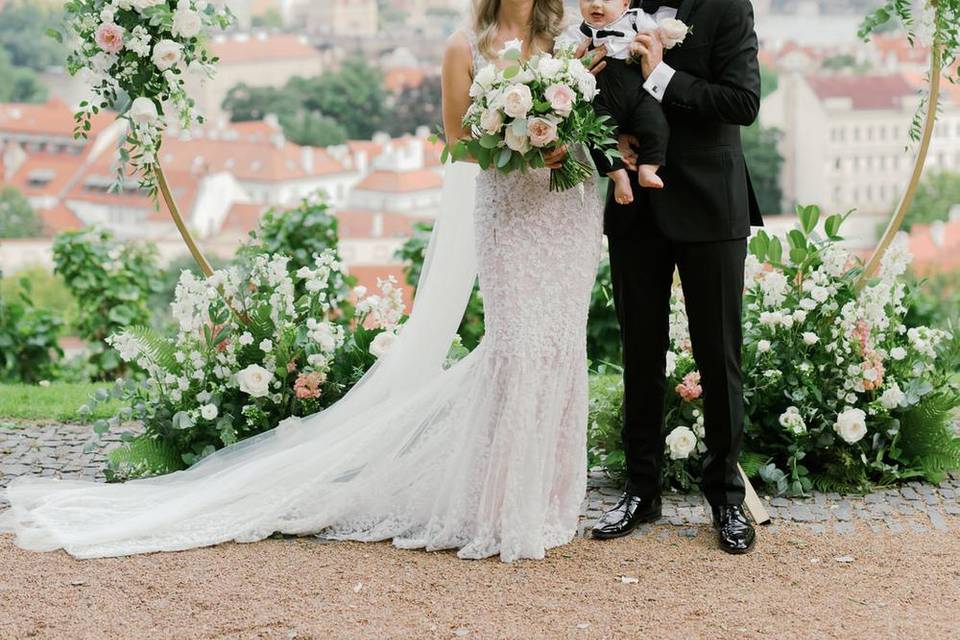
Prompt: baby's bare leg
<box><xmin>609</xmin><ymin>168</ymin><xmax>634</xmax><ymax>205</ymax></box>
<box><xmin>637</xmin><ymin>164</ymin><xmax>664</xmax><ymax>189</ymax></box>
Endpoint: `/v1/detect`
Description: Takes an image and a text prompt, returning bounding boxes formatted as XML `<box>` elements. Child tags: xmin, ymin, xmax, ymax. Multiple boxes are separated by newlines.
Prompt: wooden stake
<box><xmin>156</xmin><ymin>162</ymin><xmax>214</xmax><ymax>278</ymax></box>
<box><xmin>859</xmin><ymin>41</ymin><xmax>942</xmax><ymax>284</ymax></box>
<box><xmin>740</xmin><ymin>464</ymin><xmax>771</xmax><ymax>525</ymax></box>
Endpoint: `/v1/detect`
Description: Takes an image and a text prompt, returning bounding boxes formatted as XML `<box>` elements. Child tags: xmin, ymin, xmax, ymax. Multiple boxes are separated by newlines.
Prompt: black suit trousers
<box><xmin>609</xmin><ymin>231</ymin><xmax>747</xmax><ymax>507</ymax></box>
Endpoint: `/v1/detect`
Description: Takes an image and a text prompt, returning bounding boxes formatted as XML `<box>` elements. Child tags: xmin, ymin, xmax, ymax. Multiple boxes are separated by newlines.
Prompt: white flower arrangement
<box><xmin>56</xmin><ymin>0</ymin><xmax>235</xmax><ymax>197</ymax></box>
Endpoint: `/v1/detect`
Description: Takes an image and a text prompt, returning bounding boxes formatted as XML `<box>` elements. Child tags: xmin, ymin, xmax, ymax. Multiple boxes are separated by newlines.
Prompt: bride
<box><xmin>0</xmin><ymin>0</ymin><xmax>603</xmax><ymax>563</ymax></box>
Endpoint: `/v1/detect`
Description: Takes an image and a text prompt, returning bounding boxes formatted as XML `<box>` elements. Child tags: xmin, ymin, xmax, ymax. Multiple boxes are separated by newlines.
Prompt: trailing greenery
<box><xmin>53</xmin><ymin>228</ymin><xmax>164</xmax><ymax>380</ymax></box>
<box><xmin>0</xmin><ymin>187</ymin><xmax>43</xmax><ymax>238</ymax></box>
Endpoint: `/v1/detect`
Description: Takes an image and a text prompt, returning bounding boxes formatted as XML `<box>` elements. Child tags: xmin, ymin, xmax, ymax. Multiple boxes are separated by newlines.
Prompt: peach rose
<box><xmin>95</xmin><ymin>22</ymin><xmax>124</xmax><ymax>54</ymax></box>
<box><xmin>527</xmin><ymin>117</ymin><xmax>559</xmax><ymax>148</ymax></box>
<box><xmin>544</xmin><ymin>83</ymin><xmax>576</xmax><ymax>117</ymax></box>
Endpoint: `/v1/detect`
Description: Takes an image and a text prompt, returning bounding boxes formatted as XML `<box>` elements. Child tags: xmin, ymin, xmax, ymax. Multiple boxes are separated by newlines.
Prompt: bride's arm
<box><xmin>441</xmin><ymin>31</ymin><xmax>478</xmax><ymax>164</ymax></box>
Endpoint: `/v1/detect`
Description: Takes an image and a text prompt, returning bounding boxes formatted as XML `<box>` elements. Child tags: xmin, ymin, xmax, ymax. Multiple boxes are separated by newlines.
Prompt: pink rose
<box><xmin>544</xmin><ymin>84</ymin><xmax>576</xmax><ymax>117</ymax></box>
<box><xmin>527</xmin><ymin>117</ymin><xmax>559</xmax><ymax>148</ymax></box>
<box><xmin>676</xmin><ymin>371</ymin><xmax>703</xmax><ymax>402</ymax></box>
<box><xmin>95</xmin><ymin>23</ymin><xmax>125</xmax><ymax>54</ymax></box>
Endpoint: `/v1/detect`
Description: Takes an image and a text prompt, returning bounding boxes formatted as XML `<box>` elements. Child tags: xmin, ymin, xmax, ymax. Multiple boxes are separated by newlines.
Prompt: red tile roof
<box><xmin>222</xmin><ymin>202</ymin><xmax>269</xmax><ymax>233</ymax></box>
<box><xmin>38</xmin><ymin>203</ymin><xmax>84</xmax><ymax>235</ymax></box>
<box><xmin>6</xmin><ymin>152</ymin><xmax>87</xmax><ymax>198</ymax></box>
<box><xmin>807</xmin><ymin>74</ymin><xmax>916</xmax><ymax>110</ymax></box>
<box><xmin>209</xmin><ymin>34</ymin><xmax>323</xmax><ymax>65</ymax></box>
<box><xmin>908</xmin><ymin>219</ymin><xmax>960</xmax><ymax>274</ymax></box>
<box><xmin>335</xmin><ymin>209</ymin><xmax>433</xmax><ymax>239</ymax></box>
<box><xmin>353</xmin><ymin>169</ymin><xmax>443</xmax><ymax>194</ymax></box>
<box><xmin>384</xmin><ymin>67</ymin><xmax>428</xmax><ymax>93</ymax></box>
<box><xmin>0</xmin><ymin>99</ymin><xmax>113</xmax><ymax>139</ymax></box>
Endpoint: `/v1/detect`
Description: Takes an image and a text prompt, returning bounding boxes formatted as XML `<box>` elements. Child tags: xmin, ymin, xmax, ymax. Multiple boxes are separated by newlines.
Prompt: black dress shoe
<box><xmin>591</xmin><ymin>493</ymin><xmax>662</xmax><ymax>540</ymax></box>
<box><xmin>711</xmin><ymin>504</ymin><xmax>756</xmax><ymax>554</ymax></box>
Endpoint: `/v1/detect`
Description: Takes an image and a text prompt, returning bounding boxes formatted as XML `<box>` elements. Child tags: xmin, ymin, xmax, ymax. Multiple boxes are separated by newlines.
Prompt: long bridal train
<box><xmin>0</xmin><ymin>161</ymin><xmax>602</xmax><ymax>562</ymax></box>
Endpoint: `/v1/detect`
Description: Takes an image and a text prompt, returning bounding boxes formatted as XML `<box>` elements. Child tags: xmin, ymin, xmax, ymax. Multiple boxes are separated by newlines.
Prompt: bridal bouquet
<box><xmin>444</xmin><ymin>39</ymin><xmax>618</xmax><ymax>191</ymax></box>
<box><xmin>83</xmin><ymin>252</ymin><xmax>407</xmax><ymax>480</ymax></box>
<box><xmin>53</xmin><ymin>0</ymin><xmax>235</xmax><ymax>197</ymax></box>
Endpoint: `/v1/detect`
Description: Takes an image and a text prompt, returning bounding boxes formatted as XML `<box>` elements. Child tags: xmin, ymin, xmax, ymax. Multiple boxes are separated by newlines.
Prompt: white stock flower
<box><xmin>890</xmin><ymin>346</ymin><xmax>907</xmax><ymax>361</ymax></box>
<box><xmin>152</xmin><ymin>39</ymin><xmax>183</xmax><ymax>71</ymax></box>
<box><xmin>128</xmin><ymin>97</ymin><xmax>159</xmax><ymax>125</ymax></box>
<box><xmin>236</xmin><ymin>364</ymin><xmax>273</xmax><ymax>398</ymax></box>
<box><xmin>259</xmin><ymin>339</ymin><xmax>273</xmax><ymax>353</ymax></box>
<box><xmin>665</xmin><ymin>426</ymin><xmax>697</xmax><ymax>460</ymax></box>
<box><xmin>369</xmin><ymin>331</ymin><xmax>399</xmax><ymax>358</ymax></box>
<box><xmin>879</xmin><ymin>382</ymin><xmax>905</xmax><ymax>410</ymax></box>
<box><xmin>664</xmin><ymin>351</ymin><xmax>677</xmax><ymax>377</ymax></box>
<box><xmin>757</xmin><ymin>339</ymin><xmax>771</xmax><ymax>353</ymax></box>
<box><xmin>802</xmin><ymin>332</ymin><xmax>819</xmax><ymax>345</ymax></box>
<box><xmin>760</xmin><ymin>270</ymin><xmax>789</xmax><ymax>307</ymax></box>
<box><xmin>833</xmin><ymin>408</ymin><xmax>867</xmax><ymax>444</ymax></box>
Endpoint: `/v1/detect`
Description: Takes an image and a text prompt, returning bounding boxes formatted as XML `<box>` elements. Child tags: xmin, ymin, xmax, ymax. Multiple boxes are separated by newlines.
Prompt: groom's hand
<box><xmin>543</xmin><ymin>144</ymin><xmax>569</xmax><ymax>169</ymax></box>
<box><xmin>618</xmin><ymin>134</ymin><xmax>640</xmax><ymax>172</ymax></box>
<box><xmin>630</xmin><ymin>33</ymin><xmax>664</xmax><ymax>79</ymax></box>
<box><xmin>575</xmin><ymin>41</ymin><xmax>608</xmax><ymax>75</ymax></box>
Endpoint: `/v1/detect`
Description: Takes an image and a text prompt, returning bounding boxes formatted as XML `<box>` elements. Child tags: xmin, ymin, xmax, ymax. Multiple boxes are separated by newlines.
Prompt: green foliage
<box><xmin>896</xmin><ymin>389</ymin><xmax>960</xmax><ymax>483</ymax></box>
<box><xmin>0</xmin><ymin>186</ymin><xmax>43</xmax><ymax>238</ymax></box>
<box><xmin>223</xmin><ymin>61</ymin><xmax>387</xmax><ymax>141</ymax></box>
<box><xmin>902</xmin><ymin>171</ymin><xmax>960</xmax><ymax>230</ymax></box>
<box><xmin>384</xmin><ymin>75</ymin><xmax>442</xmax><ymax>137</ymax></box>
<box><xmin>742</xmin><ymin>123</ymin><xmax>785</xmax><ymax>215</ymax></box>
<box><xmin>759</xmin><ymin>64</ymin><xmax>779</xmax><ymax>100</ymax></box>
<box><xmin>0</xmin><ymin>266</ymin><xmax>80</xmax><ymax>332</ymax></box>
<box><xmin>280</xmin><ymin>110</ymin><xmax>349</xmax><ymax>147</ymax></box>
<box><xmin>0</xmin><ymin>0</ymin><xmax>66</xmax><ymax>71</ymax></box>
<box><xmin>903</xmin><ymin>270</ymin><xmax>960</xmax><ymax>329</ymax></box>
<box><xmin>821</xmin><ymin>53</ymin><xmax>872</xmax><ymax>74</ymax></box>
<box><xmin>53</xmin><ymin>229</ymin><xmax>164</xmax><ymax>380</ymax></box>
<box><xmin>0</xmin><ymin>275</ymin><xmax>62</xmax><ymax>383</ymax></box>
<box><xmin>240</xmin><ymin>196</ymin><xmax>353</xmax><ymax>302</ymax></box>
<box><xmin>588</xmin><ymin>374</ymin><xmax>625</xmax><ymax>476</ymax></box>
<box><xmin>0</xmin><ymin>48</ymin><xmax>48</xmax><ymax>103</ymax></box>
<box><xmin>588</xmin><ymin>258</ymin><xmax>621</xmax><ymax>366</ymax></box>
<box><xmin>106</xmin><ymin>434</ymin><xmax>183</xmax><ymax>482</ymax></box>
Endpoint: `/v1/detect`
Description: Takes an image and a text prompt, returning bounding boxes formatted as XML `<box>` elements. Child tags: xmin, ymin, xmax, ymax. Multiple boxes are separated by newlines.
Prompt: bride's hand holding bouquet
<box><xmin>442</xmin><ymin>38</ymin><xmax>618</xmax><ymax>192</ymax></box>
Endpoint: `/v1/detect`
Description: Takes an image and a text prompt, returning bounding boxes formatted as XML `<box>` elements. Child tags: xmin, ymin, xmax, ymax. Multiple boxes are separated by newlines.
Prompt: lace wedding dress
<box><xmin>0</xmin><ymin>35</ymin><xmax>603</xmax><ymax>562</ymax></box>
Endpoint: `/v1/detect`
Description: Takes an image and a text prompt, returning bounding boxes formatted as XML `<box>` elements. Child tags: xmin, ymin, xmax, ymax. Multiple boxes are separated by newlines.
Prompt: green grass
<box><xmin>0</xmin><ymin>383</ymin><xmax>118</xmax><ymax>423</ymax></box>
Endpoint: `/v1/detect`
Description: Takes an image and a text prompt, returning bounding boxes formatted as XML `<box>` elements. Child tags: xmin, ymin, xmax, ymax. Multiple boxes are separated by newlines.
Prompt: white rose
<box><xmin>152</xmin><ymin>39</ymin><xmax>183</xmax><ymax>71</ymax></box>
<box><xmin>833</xmin><ymin>408</ymin><xmax>868</xmax><ymax>444</ymax></box>
<box><xmin>810</xmin><ymin>286</ymin><xmax>829</xmax><ymax>303</ymax></box>
<box><xmin>200</xmin><ymin>404</ymin><xmax>219</xmax><ymax>420</ymax></box>
<box><xmin>480</xmin><ymin>107</ymin><xmax>504</xmax><ymax>134</ymax></box>
<box><xmin>238</xmin><ymin>332</ymin><xmax>254</xmax><ymax>346</ymax></box>
<box><xmin>475</xmin><ymin>64</ymin><xmax>497</xmax><ymax>88</ymax></box>
<box><xmin>657</xmin><ymin>18</ymin><xmax>689</xmax><ymax>49</ymax></box>
<box><xmin>128</xmin><ymin>97</ymin><xmax>159</xmax><ymax>125</ymax></box>
<box><xmin>757</xmin><ymin>339</ymin><xmax>771</xmax><ymax>352</ymax></box>
<box><xmin>778</xmin><ymin>406</ymin><xmax>807</xmax><ymax>435</ymax></box>
<box><xmin>890</xmin><ymin>346</ymin><xmax>907</xmax><ymax>361</ymax></box>
<box><xmin>504</xmin><ymin>119</ymin><xmax>531</xmax><ymax>153</ymax></box>
<box><xmin>369</xmin><ymin>331</ymin><xmax>399</xmax><ymax>358</ymax></box>
<box><xmin>665</xmin><ymin>426</ymin><xmax>697</xmax><ymax>460</ymax></box>
<box><xmin>802</xmin><ymin>332</ymin><xmax>819</xmax><ymax>345</ymax></box>
<box><xmin>172</xmin><ymin>7</ymin><xmax>203</xmax><ymax>39</ymax></box>
<box><xmin>236</xmin><ymin>364</ymin><xmax>274</xmax><ymax>398</ymax></box>
<box><xmin>501</xmin><ymin>84</ymin><xmax>533</xmax><ymax>119</ymax></box>
<box><xmin>799</xmin><ymin>298</ymin><xmax>818</xmax><ymax>311</ymax></box>
<box><xmin>879</xmin><ymin>383</ymin><xmax>905</xmax><ymax>410</ymax></box>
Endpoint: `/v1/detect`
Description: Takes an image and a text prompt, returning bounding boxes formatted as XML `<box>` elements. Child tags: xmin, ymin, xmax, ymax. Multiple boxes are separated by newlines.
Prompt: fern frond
<box><xmin>124</xmin><ymin>325</ymin><xmax>179</xmax><ymax>371</ymax></box>
<box><xmin>739</xmin><ymin>451</ymin><xmax>770</xmax><ymax>479</ymax></box>
<box><xmin>106</xmin><ymin>435</ymin><xmax>183</xmax><ymax>481</ymax></box>
<box><xmin>898</xmin><ymin>391</ymin><xmax>960</xmax><ymax>483</ymax></box>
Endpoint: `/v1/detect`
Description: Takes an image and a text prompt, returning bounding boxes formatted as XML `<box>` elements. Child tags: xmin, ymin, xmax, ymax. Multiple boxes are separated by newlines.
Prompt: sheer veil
<box><xmin>0</xmin><ymin>161</ymin><xmax>482</xmax><ymax>556</ymax></box>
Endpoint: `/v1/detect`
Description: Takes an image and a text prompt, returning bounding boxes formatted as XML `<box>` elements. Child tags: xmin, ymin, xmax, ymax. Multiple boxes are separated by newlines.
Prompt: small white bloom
<box><xmin>200</xmin><ymin>404</ymin><xmax>219</xmax><ymax>420</ymax></box>
<box><xmin>890</xmin><ymin>346</ymin><xmax>907</xmax><ymax>361</ymax></box>
<box><xmin>833</xmin><ymin>408</ymin><xmax>868</xmax><ymax>444</ymax></box>
<box><xmin>757</xmin><ymin>339</ymin><xmax>771</xmax><ymax>353</ymax></box>
<box><xmin>664</xmin><ymin>351</ymin><xmax>677</xmax><ymax>378</ymax></box>
<box><xmin>238</xmin><ymin>332</ymin><xmax>254</xmax><ymax>347</ymax></box>
<box><xmin>802</xmin><ymin>332</ymin><xmax>819</xmax><ymax>345</ymax></box>
<box><xmin>665</xmin><ymin>426</ymin><xmax>697</xmax><ymax>460</ymax></box>
<box><xmin>259</xmin><ymin>339</ymin><xmax>273</xmax><ymax>353</ymax></box>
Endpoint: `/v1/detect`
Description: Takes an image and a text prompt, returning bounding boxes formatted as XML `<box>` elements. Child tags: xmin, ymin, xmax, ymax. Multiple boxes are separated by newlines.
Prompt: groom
<box><xmin>591</xmin><ymin>0</ymin><xmax>763</xmax><ymax>553</ymax></box>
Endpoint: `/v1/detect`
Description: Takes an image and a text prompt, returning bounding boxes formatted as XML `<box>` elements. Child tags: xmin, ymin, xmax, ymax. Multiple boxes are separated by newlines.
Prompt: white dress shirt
<box><xmin>641</xmin><ymin>6</ymin><xmax>679</xmax><ymax>103</ymax></box>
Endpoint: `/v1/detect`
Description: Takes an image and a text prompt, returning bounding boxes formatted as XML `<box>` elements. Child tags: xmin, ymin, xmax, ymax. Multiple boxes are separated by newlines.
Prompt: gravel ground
<box><xmin>2</xmin><ymin>521</ymin><xmax>959</xmax><ymax>640</ymax></box>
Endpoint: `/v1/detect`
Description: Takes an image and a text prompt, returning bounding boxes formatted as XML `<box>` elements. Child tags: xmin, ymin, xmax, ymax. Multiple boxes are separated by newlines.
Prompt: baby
<box><xmin>572</xmin><ymin>0</ymin><xmax>675</xmax><ymax>204</ymax></box>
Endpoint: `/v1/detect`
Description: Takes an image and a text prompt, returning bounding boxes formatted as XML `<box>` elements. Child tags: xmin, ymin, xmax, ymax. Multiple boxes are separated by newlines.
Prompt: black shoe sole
<box><xmin>590</xmin><ymin>511</ymin><xmax>662</xmax><ymax>540</ymax></box>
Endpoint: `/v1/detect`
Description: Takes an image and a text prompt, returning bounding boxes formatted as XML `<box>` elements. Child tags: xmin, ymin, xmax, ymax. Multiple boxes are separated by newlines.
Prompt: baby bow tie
<box><xmin>579</xmin><ymin>23</ymin><xmax>627</xmax><ymax>40</ymax></box>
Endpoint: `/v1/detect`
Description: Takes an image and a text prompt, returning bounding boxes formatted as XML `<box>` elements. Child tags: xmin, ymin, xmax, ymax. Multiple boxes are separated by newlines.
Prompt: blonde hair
<box><xmin>472</xmin><ymin>0</ymin><xmax>566</xmax><ymax>61</ymax></box>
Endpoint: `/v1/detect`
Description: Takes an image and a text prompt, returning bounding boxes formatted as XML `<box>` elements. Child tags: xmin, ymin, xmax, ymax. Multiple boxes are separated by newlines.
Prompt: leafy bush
<box><xmin>0</xmin><ymin>275</ymin><xmax>62</xmax><ymax>383</ymax></box>
<box><xmin>53</xmin><ymin>229</ymin><xmax>164</xmax><ymax>380</ymax></box>
<box><xmin>588</xmin><ymin>208</ymin><xmax>959</xmax><ymax>495</ymax></box>
<box><xmin>86</xmin><ymin>251</ymin><xmax>405</xmax><ymax>480</ymax></box>
<box><xmin>0</xmin><ymin>266</ymin><xmax>80</xmax><ymax>332</ymax></box>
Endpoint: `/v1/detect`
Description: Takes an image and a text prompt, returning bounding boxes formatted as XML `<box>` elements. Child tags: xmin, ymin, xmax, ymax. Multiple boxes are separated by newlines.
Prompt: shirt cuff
<box><xmin>643</xmin><ymin>62</ymin><xmax>676</xmax><ymax>103</ymax></box>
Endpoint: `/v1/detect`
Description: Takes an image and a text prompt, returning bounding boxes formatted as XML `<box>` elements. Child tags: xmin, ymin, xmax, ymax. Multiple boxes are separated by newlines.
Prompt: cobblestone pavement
<box><xmin>2</xmin><ymin>422</ymin><xmax>958</xmax><ymax>537</ymax></box>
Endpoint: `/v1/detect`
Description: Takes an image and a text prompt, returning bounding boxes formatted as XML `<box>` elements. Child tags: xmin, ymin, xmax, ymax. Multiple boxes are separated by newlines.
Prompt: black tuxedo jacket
<box><xmin>606</xmin><ymin>0</ymin><xmax>764</xmax><ymax>241</ymax></box>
